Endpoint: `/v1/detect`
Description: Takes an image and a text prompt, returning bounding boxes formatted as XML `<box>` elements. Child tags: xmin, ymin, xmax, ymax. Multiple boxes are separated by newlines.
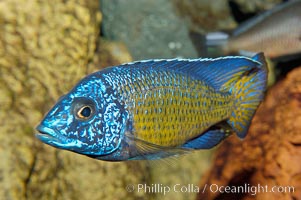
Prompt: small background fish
<box><xmin>36</xmin><ymin>53</ymin><xmax>268</xmax><ymax>161</ymax></box>
<box><xmin>205</xmin><ymin>0</ymin><xmax>301</xmax><ymax>59</ymax></box>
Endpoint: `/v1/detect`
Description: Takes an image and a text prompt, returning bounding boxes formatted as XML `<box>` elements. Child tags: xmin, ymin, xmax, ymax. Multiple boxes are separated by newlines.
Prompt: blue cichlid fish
<box><xmin>206</xmin><ymin>0</ymin><xmax>301</xmax><ymax>59</ymax></box>
<box><xmin>36</xmin><ymin>53</ymin><xmax>268</xmax><ymax>161</ymax></box>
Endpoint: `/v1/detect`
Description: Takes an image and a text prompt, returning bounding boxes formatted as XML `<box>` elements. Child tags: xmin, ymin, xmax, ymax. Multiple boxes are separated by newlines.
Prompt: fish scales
<box><xmin>104</xmin><ymin>67</ymin><xmax>234</xmax><ymax>147</ymax></box>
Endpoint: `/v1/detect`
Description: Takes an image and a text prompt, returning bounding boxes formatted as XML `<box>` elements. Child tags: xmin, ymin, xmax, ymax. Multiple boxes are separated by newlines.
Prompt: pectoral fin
<box><xmin>125</xmin><ymin>133</ymin><xmax>190</xmax><ymax>160</ymax></box>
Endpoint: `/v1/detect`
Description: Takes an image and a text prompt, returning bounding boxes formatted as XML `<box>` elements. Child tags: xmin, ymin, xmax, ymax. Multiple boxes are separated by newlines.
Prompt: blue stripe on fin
<box><xmin>182</xmin><ymin>130</ymin><xmax>228</xmax><ymax>149</ymax></box>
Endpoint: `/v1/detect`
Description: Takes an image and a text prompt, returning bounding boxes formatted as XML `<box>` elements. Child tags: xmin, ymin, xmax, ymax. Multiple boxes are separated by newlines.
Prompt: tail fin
<box><xmin>226</xmin><ymin>53</ymin><xmax>268</xmax><ymax>138</ymax></box>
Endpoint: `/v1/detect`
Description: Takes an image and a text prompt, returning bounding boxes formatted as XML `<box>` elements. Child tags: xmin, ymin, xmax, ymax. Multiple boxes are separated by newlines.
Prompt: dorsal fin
<box><xmin>123</xmin><ymin>53</ymin><xmax>265</xmax><ymax>91</ymax></box>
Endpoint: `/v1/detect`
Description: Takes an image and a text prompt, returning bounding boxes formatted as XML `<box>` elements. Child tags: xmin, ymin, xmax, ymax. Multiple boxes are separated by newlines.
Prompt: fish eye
<box><xmin>72</xmin><ymin>98</ymin><xmax>96</xmax><ymax>121</ymax></box>
<box><xmin>77</xmin><ymin>106</ymin><xmax>92</xmax><ymax>119</ymax></box>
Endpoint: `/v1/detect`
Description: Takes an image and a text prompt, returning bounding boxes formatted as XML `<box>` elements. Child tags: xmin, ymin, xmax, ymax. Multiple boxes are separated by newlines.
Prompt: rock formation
<box><xmin>197</xmin><ymin>67</ymin><xmax>301</xmax><ymax>200</ymax></box>
<box><xmin>0</xmin><ymin>1</ymin><xmax>149</xmax><ymax>199</ymax></box>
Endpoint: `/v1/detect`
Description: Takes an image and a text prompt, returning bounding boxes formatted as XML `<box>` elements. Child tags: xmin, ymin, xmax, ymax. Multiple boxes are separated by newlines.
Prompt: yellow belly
<box><xmin>127</xmin><ymin>83</ymin><xmax>233</xmax><ymax>147</ymax></box>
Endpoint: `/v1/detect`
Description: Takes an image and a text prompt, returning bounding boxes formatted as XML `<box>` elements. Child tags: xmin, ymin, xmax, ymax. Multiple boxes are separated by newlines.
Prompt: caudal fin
<box><xmin>226</xmin><ymin>53</ymin><xmax>268</xmax><ymax>138</ymax></box>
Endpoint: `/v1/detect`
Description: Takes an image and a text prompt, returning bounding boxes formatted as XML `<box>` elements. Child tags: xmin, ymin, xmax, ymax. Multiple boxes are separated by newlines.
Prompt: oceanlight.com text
<box><xmin>207</xmin><ymin>183</ymin><xmax>295</xmax><ymax>196</ymax></box>
<box><xmin>125</xmin><ymin>183</ymin><xmax>295</xmax><ymax>196</ymax></box>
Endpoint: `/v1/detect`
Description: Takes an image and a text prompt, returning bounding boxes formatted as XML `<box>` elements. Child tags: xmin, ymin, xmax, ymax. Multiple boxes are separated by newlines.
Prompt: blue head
<box><xmin>36</xmin><ymin>73</ymin><xmax>129</xmax><ymax>159</ymax></box>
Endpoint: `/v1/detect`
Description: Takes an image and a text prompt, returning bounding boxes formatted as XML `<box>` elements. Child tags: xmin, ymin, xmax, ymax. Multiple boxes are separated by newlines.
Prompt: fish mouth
<box><xmin>36</xmin><ymin>125</ymin><xmax>66</xmax><ymax>147</ymax></box>
<box><xmin>36</xmin><ymin>125</ymin><xmax>83</xmax><ymax>151</ymax></box>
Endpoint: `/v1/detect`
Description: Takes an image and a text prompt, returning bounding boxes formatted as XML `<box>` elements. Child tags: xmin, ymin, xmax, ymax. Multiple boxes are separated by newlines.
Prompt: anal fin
<box><xmin>182</xmin><ymin>129</ymin><xmax>230</xmax><ymax>149</ymax></box>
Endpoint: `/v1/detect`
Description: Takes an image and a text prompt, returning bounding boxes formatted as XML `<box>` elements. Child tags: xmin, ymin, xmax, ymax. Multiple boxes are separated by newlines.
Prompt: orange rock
<box><xmin>197</xmin><ymin>67</ymin><xmax>301</xmax><ymax>200</ymax></box>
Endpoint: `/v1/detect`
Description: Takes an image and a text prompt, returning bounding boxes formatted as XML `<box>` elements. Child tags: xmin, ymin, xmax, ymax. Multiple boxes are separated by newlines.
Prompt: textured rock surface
<box><xmin>150</xmin><ymin>151</ymin><xmax>213</xmax><ymax>200</ymax></box>
<box><xmin>197</xmin><ymin>67</ymin><xmax>301</xmax><ymax>200</ymax></box>
<box><xmin>100</xmin><ymin>0</ymin><xmax>198</xmax><ymax>60</ymax></box>
<box><xmin>0</xmin><ymin>1</ymin><xmax>149</xmax><ymax>200</ymax></box>
<box><xmin>173</xmin><ymin>0</ymin><xmax>236</xmax><ymax>32</ymax></box>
